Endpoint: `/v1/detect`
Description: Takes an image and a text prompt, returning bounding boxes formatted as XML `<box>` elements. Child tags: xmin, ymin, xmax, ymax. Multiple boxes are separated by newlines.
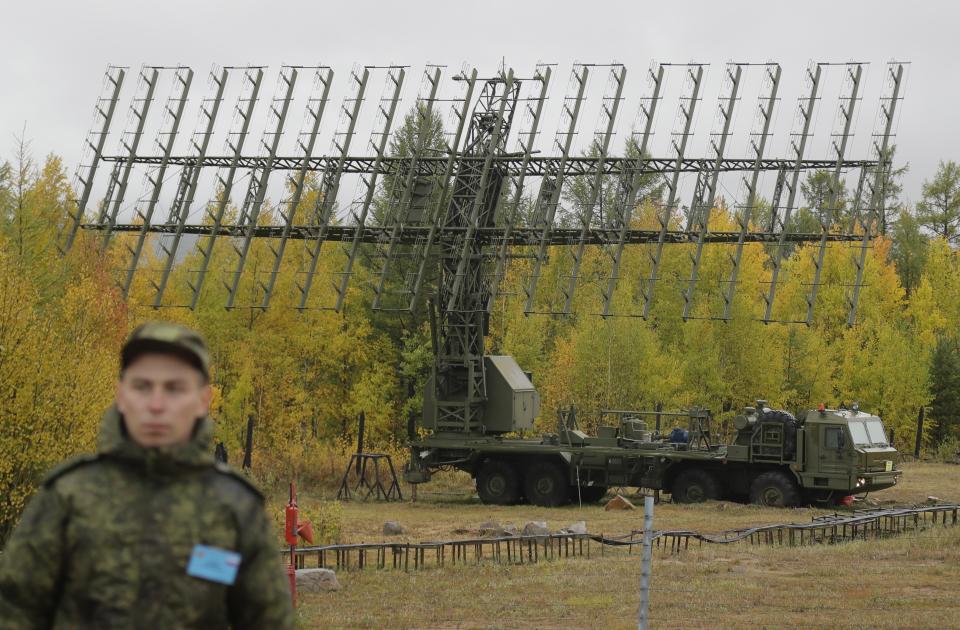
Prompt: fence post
<box><xmin>638</xmin><ymin>495</ymin><xmax>654</xmax><ymax>630</ymax></box>
<box><xmin>914</xmin><ymin>406</ymin><xmax>924</xmax><ymax>459</ymax></box>
<box><xmin>242</xmin><ymin>414</ymin><xmax>255</xmax><ymax>470</ymax></box>
<box><xmin>356</xmin><ymin>410</ymin><xmax>366</xmax><ymax>476</ymax></box>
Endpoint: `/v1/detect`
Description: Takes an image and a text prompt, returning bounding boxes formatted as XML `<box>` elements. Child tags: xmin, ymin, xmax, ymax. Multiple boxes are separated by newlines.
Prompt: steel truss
<box><xmin>65</xmin><ymin>61</ymin><xmax>907</xmax><ymax>435</ymax></box>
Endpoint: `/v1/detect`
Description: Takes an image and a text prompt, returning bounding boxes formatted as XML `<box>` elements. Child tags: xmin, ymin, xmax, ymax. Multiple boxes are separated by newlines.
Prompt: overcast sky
<box><xmin>2</xmin><ymin>0</ymin><xmax>957</xmax><ymax>207</ymax></box>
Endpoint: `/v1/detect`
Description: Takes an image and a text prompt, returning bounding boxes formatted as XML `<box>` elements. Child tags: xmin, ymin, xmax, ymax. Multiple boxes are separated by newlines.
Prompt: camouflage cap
<box><xmin>121</xmin><ymin>321</ymin><xmax>211</xmax><ymax>379</ymax></box>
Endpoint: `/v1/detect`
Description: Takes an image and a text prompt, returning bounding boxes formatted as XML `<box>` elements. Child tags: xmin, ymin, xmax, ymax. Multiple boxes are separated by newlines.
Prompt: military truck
<box><xmin>404</xmin><ymin>357</ymin><xmax>901</xmax><ymax>507</ymax></box>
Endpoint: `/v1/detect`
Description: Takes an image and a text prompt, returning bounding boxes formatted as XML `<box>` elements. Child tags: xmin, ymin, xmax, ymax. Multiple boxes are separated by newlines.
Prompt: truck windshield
<box><xmin>848</xmin><ymin>421</ymin><xmax>869</xmax><ymax>445</ymax></box>
<box><xmin>864</xmin><ymin>419</ymin><xmax>888</xmax><ymax>445</ymax></box>
<box><xmin>848</xmin><ymin>419</ymin><xmax>888</xmax><ymax>447</ymax></box>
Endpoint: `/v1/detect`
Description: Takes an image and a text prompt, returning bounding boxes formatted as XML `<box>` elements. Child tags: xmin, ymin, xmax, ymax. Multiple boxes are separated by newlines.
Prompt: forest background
<box><xmin>1</xmin><ymin>108</ymin><xmax>959</xmax><ymax>542</ymax></box>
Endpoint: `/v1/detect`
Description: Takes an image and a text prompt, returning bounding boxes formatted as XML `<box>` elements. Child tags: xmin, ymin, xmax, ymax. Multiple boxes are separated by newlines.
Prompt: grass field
<box><xmin>293</xmin><ymin>462</ymin><xmax>960</xmax><ymax>629</ymax></box>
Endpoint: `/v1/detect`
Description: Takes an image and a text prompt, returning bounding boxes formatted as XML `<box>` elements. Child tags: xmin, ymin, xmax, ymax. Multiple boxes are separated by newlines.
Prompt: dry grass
<box><xmin>290</xmin><ymin>462</ymin><xmax>960</xmax><ymax>629</ymax></box>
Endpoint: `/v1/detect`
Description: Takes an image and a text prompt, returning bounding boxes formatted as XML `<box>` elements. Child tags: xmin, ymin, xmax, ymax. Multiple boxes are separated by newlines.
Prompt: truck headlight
<box><xmin>857</xmin><ymin>477</ymin><xmax>865</xmax><ymax>487</ymax></box>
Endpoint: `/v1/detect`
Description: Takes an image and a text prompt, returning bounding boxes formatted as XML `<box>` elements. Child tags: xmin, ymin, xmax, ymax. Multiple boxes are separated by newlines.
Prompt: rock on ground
<box><xmin>605</xmin><ymin>494</ymin><xmax>636</xmax><ymax>511</ymax></box>
<box><xmin>477</xmin><ymin>520</ymin><xmax>501</xmax><ymax>535</ymax></box>
<box><xmin>556</xmin><ymin>520</ymin><xmax>587</xmax><ymax>535</ymax></box>
<box><xmin>479</xmin><ymin>520</ymin><xmax>520</xmax><ymax>537</ymax></box>
<box><xmin>296</xmin><ymin>568</ymin><xmax>341</xmax><ymax>592</ymax></box>
<box><xmin>522</xmin><ymin>521</ymin><xmax>550</xmax><ymax>537</ymax></box>
<box><xmin>383</xmin><ymin>520</ymin><xmax>407</xmax><ymax>535</ymax></box>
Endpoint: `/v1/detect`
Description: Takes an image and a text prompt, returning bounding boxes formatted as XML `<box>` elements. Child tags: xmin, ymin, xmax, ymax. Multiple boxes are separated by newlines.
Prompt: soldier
<box><xmin>0</xmin><ymin>322</ymin><xmax>294</xmax><ymax>629</ymax></box>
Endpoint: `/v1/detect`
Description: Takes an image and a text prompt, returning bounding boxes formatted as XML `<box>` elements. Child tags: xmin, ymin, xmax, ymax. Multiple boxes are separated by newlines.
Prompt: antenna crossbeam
<box><xmin>96</xmin><ymin>153</ymin><xmax>871</xmax><ymax>177</ymax></box>
<box><xmin>93</xmin><ymin>222</ymin><xmax>862</xmax><ymax>245</ymax></box>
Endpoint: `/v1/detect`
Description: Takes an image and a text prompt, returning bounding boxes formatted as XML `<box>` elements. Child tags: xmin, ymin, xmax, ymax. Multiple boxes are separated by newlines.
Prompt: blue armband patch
<box><xmin>186</xmin><ymin>544</ymin><xmax>241</xmax><ymax>585</ymax></box>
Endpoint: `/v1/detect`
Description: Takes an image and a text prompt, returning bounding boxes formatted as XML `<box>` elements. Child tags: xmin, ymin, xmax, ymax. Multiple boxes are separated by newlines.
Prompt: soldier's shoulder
<box><xmin>210</xmin><ymin>462</ymin><xmax>265</xmax><ymax>502</ymax></box>
<box><xmin>42</xmin><ymin>454</ymin><xmax>104</xmax><ymax>488</ymax></box>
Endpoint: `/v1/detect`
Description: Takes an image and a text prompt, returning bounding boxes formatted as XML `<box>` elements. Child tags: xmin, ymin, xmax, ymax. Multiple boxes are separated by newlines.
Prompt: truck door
<box><xmin>818</xmin><ymin>425</ymin><xmax>847</xmax><ymax>475</ymax></box>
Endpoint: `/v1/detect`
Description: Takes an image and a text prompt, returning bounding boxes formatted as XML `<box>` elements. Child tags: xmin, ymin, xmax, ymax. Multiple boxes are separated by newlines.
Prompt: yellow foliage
<box><xmin>0</xmin><ymin>196</ymin><xmax>125</xmax><ymax>539</ymax></box>
<box><xmin>1</xmin><ymin>152</ymin><xmax>956</xmax><ymax>541</ymax></box>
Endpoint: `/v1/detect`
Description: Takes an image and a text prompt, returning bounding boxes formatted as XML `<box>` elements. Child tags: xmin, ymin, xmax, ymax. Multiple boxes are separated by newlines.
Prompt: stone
<box><xmin>296</xmin><ymin>568</ymin><xmax>341</xmax><ymax>592</ymax></box>
<box><xmin>478</xmin><ymin>520</ymin><xmax>520</xmax><ymax>538</ymax></box>
<box><xmin>557</xmin><ymin>520</ymin><xmax>587</xmax><ymax>535</ymax></box>
<box><xmin>926</xmin><ymin>496</ymin><xmax>941</xmax><ymax>504</ymax></box>
<box><xmin>502</xmin><ymin>523</ymin><xmax>520</xmax><ymax>537</ymax></box>
<box><xmin>522</xmin><ymin>521</ymin><xmax>551</xmax><ymax>537</ymax></box>
<box><xmin>383</xmin><ymin>520</ymin><xmax>406</xmax><ymax>536</ymax></box>
<box><xmin>477</xmin><ymin>520</ymin><xmax>501</xmax><ymax>535</ymax></box>
<box><xmin>604</xmin><ymin>494</ymin><xmax>636</xmax><ymax>511</ymax></box>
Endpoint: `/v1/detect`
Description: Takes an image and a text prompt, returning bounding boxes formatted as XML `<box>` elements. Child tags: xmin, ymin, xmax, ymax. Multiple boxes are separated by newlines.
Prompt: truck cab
<box><xmin>722</xmin><ymin>402</ymin><xmax>902</xmax><ymax>505</ymax></box>
<box><xmin>798</xmin><ymin>406</ymin><xmax>901</xmax><ymax>497</ymax></box>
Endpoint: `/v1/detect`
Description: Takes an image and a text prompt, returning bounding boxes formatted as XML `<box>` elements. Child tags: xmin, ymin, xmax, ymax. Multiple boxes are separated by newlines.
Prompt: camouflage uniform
<box><xmin>0</xmin><ymin>406</ymin><xmax>294</xmax><ymax>629</ymax></box>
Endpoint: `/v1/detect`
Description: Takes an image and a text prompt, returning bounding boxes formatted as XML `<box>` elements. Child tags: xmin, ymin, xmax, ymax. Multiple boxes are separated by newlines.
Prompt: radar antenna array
<box><xmin>63</xmin><ymin>60</ymin><xmax>906</xmax><ymax>433</ymax></box>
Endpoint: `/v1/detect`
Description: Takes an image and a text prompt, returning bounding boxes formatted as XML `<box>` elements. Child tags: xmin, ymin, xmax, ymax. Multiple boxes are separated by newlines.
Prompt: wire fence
<box><xmin>289</xmin><ymin>503</ymin><xmax>960</xmax><ymax>572</ymax></box>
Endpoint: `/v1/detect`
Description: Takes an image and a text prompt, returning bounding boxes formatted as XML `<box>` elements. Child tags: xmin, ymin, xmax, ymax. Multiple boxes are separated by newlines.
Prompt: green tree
<box><xmin>890</xmin><ymin>208</ymin><xmax>929</xmax><ymax>296</ymax></box>
<box><xmin>928</xmin><ymin>337</ymin><xmax>960</xmax><ymax>445</ymax></box>
<box><xmin>371</xmin><ymin>103</ymin><xmax>446</xmax><ymax>226</ymax></box>
<box><xmin>358</xmin><ymin>104</ymin><xmax>446</xmax><ymax>402</ymax></box>
<box><xmin>800</xmin><ymin>169</ymin><xmax>847</xmax><ymax>218</ymax></box>
<box><xmin>0</xmin><ymin>146</ymin><xmax>125</xmax><ymax>542</ymax></box>
<box><xmin>916</xmin><ymin>160</ymin><xmax>960</xmax><ymax>243</ymax></box>
<box><xmin>562</xmin><ymin>135</ymin><xmax>664</xmax><ymax>230</ymax></box>
<box><xmin>921</xmin><ymin>238</ymin><xmax>960</xmax><ymax>331</ymax></box>
<box><xmin>0</xmin><ymin>161</ymin><xmax>12</xmax><ymax>218</ymax></box>
<box><xmin>868</xmin><ymin>146</ymin><xmax>909</xmax><ymax>235</ymax></box>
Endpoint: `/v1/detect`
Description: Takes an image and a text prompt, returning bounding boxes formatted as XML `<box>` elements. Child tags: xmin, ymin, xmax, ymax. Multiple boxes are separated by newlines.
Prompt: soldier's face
<box><xmin>116</xmin><ymin>353</ymin><xmax>212</xmax><ymax>448</ymax></box>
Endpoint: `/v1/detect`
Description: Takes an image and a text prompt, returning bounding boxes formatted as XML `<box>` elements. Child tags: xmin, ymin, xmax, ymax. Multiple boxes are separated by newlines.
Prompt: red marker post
<box><xmin>284</xmin><ymin>481</ymin><xmax>314</xmax><ymax>606</ymax></box>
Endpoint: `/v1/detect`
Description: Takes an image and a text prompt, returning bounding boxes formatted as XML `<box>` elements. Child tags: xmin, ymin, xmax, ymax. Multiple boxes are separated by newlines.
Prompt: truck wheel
<box><xmin>572</xmin><ymin>485</ymin><xmax>608</xmax><ymax>503</ymax></box>
<box><xmin>476</xmin><ymin>460</ymin><xmax>521</xmax><ymax>505</ymax></box>
<box><xmin>524</xmin><ymin>461</ymin><xmax>570</xmax><ymax>507</ymax></box>
<box><xmin>749</xmin><ymin>471</ymin><xmax>800</xmax><ymax>507</ymax></box>
<box><xmin>671</xmin><ymin>469</ymin><xmax>720</xmax><ymax>503</ymax></box>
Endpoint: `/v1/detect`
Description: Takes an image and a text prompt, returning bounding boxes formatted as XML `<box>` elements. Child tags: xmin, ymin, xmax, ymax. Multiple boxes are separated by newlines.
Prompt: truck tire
<box><xmin>524</xmin><ymin>461</ymin><xmax>570</xmax><ymax>507</ymax></box>
<box><xmin>749</xmin><ymin>470</ymin><xmax>800</xmax><ymax>507</ymax></box>
<box><xmin>476</xmin><ymin>459</ymin><xmax>521</xmax><ymax>505</ymax></box>
<box><xmin>572</xmin><ymin>485</ymin><xmax>608</xmax><ymax>504</ymax></box>
<box><xmin>671</xmin><ymin>469</ymin><xmax>720</xmax><ymax>503</ymax></box>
